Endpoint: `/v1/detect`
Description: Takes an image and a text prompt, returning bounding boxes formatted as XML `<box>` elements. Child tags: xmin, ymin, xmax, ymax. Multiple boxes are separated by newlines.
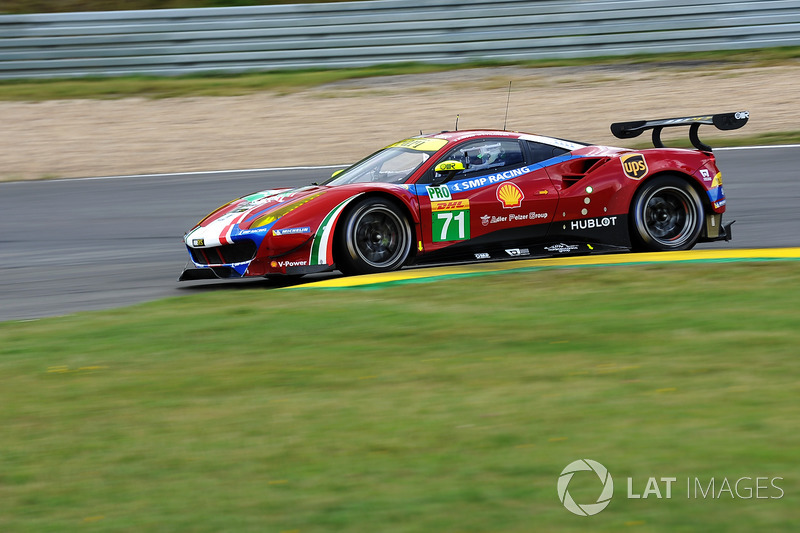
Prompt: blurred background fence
<box><xmin>1</xmin><ymin>0</ymin><xmax>800</xmax><ymax>79</ymax></box>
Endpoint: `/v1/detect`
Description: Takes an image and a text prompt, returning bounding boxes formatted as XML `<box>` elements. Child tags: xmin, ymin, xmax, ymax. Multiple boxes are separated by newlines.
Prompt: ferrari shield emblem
<box><xmin>621</xmin><ymin>153</ymin><xmax>648</xmax><ymax>180</ymax></box>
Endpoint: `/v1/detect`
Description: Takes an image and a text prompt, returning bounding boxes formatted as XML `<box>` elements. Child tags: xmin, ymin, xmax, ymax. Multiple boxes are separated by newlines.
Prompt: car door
<box><xmin>415</xmin><ymin>137</ymin><xmax>560</xmax><ymax>256</ymax></box>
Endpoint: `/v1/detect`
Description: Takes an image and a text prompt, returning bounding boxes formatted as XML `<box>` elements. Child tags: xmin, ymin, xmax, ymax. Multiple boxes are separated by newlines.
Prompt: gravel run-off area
<box><xmin>2</xmin><ymin>63</ymin><xmax>798</xmax><ymax>180</ymax></box>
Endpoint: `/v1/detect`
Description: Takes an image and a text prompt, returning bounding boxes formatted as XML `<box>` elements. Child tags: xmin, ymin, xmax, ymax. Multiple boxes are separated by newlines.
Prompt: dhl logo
<box><xmin>621</xmin><ymin>153</ymin><xmax>649</xmax><ymax>180</ymax></box>
<box><xmin>432</xmin><ymin>199</ymin><xmax>470</xmax><ymax>211</ymax></box>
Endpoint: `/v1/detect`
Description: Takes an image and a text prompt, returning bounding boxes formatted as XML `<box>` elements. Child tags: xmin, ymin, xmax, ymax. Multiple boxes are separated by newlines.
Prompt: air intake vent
<box><xmin>189</xmin><ymin>240</ymin><xmax>257</xmax><ymax>265</ymax></box>
<box><xmin>561</xmin><ymin>158</ymin><xmax>609</xmax><ymax>188</ymax></box>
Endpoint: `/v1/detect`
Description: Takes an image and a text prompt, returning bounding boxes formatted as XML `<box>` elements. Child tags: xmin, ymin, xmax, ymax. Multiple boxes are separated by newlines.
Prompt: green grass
<box><xmin>629</xmin><ymin>131</ymin><xmax>800</xmax><ymax>150</ymax></box>
<box><xmin>0</xmin><ymin>63</ymin><xmax>470</xmax><ymax>101</ymax></box>
<box><xmin>1</xmin><ymin>261</ymin><xmax>799</xmax><ymax>531</ymax></box>
<box><xmin>1</xmin><ymin>47</ymin><xmax>799</xmax><ymax>102</ymax></box>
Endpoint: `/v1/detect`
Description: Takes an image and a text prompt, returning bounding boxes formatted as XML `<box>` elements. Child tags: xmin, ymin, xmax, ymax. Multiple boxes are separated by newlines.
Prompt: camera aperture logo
<box><xmin>558</xmin><ymin>459</ymin><xmax>614</xmax><ymax>516</ymax></box>
<box><xmin>558</xmin><ymin>459</ymin><xmax>785</xmax><ymax>516</ymax></box>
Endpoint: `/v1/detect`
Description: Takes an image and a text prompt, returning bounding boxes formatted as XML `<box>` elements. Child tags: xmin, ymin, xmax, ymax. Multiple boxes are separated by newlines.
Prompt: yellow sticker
<box><xmin>389</xmin><ymin>138</ymin><xmax>448</xmax><ymax>152</ymax></box>
<box><xmin>431</xmin><ymin>199</ymin><xmax>470</xmax><ymax>211</ymax></box>
<box><xmin>711</xmin><ymin>172</ymin><xmax>723</xmax><ymax>188</ymax></box>
<box><xmin>435</xmin><ymin>160</ymin><xmax>465</xmax><ymax>172</ymax></box>
<box><xmin>251</xmin><ymin>193</ymin><xmax>324</xmax><ymax>228</ymax></box>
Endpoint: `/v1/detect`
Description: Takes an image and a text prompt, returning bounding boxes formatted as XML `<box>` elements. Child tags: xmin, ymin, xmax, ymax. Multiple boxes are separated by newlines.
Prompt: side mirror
<box><xmin>331</xmin><ymin>169</ymin><xmax>345</xmax><ymax>178</ymax></box>
<box><xmin>435</xmin><ymin>160</ymin><xmax>465</xmax><ymax>173</ymax></box>
<box><xmin>432</xmin><ymin>160</ymin><xmax>465</xmax><ymax>185</ymax></box>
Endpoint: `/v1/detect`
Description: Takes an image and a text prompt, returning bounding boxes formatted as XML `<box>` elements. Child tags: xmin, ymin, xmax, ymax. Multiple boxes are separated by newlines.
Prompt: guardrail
<box><xmin>1</xmin><ymin>0</ymin><xmax>799</xmax><ymax>79</ymax></box>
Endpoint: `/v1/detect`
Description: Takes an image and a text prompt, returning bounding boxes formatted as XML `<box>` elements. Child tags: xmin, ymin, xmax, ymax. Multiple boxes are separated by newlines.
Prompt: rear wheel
<box><xmin>335</xmin><ymin>197</ymin><xmax>413</xmax><ymax>275</ymax></box>
<box><xmin>630</xmin><ymin>175</ymin><xmax>703</xmax><ymax>252</ymax></box>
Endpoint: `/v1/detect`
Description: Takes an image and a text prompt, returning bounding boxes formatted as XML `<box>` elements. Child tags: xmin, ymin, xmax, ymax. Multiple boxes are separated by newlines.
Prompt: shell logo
<box><xmin>497</xmin><ymin>182</ymin><xmax>525</xmax><ymax>208</ymax></box>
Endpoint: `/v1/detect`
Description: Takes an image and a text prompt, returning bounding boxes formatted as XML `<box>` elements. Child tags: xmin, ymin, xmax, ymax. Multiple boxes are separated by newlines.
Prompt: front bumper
<box><xmin>178</xmin><ymin>265</ymin><xmax>234</xmax><ymax>281</ymax></box>
<box><xmin>178</xmin><ymin>262</ymin><xmax>333</xmax><ymax>281</ymax></box>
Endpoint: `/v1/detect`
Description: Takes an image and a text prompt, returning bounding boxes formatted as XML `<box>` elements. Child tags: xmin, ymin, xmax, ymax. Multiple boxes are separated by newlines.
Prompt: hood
<box><xmin>185</xmin><ymin>185</ymin><xmax>328</xmax><ymax>250</ymax></box>
<box><xmin>195</xmin><ymin>185</ymin><xmax>327</xmax><ymax>230</ymax></box>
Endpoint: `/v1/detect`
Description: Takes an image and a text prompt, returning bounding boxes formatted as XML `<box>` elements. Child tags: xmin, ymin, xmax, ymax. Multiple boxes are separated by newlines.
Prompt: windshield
<box><xmin>325</xmin><ymin>138</ymin><xmax>447</xmax><ymax>186</ymax></box>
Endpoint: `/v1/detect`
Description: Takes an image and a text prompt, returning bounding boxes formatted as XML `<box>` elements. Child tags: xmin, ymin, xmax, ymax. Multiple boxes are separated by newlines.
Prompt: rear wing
<box><xmin>610</xmin><ymin>111</ymin><xmax>749</xmax><ymax>152</ymax></box>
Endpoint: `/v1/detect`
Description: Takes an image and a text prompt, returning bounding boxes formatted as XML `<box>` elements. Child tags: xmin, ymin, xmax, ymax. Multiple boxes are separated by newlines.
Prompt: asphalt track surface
<box><xmin>1</xmin><ymin>146</ymin><xmax>798</xmax><ymax>322</ymax></box>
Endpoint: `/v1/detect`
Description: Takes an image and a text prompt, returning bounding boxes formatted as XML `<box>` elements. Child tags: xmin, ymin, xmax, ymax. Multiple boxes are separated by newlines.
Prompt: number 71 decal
<box><xmin>431</xmin><ymin>199</ymin><xmax>470</xmax><ymax>242</ymax></box>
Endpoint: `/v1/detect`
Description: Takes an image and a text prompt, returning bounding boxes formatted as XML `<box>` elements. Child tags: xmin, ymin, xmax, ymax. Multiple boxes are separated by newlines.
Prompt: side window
<box><xmin>525</xmin><ymin>140</ymin><xmax>569</xmax><ymax>164</ymax></box>
<box><xmin>440</xmin><ymin>139</ymin><xmax>525</xmax><ymax>178</ymax></box>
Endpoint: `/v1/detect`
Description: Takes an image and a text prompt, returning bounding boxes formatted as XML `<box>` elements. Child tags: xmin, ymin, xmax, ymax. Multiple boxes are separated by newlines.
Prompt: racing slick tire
<box><xmin>630</xmin><ymin>175</ymin><xmax>704</xmax><ymax>252</ymax></box>
<box><xmin>335</xmin><ymin>197</ymin><xmax>413</xmax><ymax>275</ymax></box>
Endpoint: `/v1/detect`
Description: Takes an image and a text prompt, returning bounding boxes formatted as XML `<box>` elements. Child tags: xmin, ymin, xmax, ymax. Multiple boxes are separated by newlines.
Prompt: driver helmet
<box><xmin>473</xmin><ymin>143</ymin><xmax>504</xmax><ymax>168</ymax></box>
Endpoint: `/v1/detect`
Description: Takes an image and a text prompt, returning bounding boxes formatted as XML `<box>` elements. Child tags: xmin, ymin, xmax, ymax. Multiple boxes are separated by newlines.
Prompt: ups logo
<box><xmin>621</xmin><ymin>153</ymin><xmax>648</xmax><ymax>180</ymax></box>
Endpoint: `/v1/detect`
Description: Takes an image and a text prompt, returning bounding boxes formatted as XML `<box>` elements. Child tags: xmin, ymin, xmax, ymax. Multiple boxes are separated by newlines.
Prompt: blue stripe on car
<box><xmin>707</xmin><ymin>186</ymin><xmax>725</xmax><ymax>203</ymax></box>
<box><xmin>412</xmin><ymin>154</ymin><xmax>582</xmax><ymax>196</ymax></box>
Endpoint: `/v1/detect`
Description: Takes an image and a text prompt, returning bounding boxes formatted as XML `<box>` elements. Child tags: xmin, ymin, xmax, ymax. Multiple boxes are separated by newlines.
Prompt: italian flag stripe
<box><xmin>310</xmin><ymin>195</ymin><xmax>362</xmax><ymax>266</ymax></box>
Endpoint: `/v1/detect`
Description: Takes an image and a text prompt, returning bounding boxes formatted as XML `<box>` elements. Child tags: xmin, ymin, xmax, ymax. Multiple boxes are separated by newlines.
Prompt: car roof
<box><xmin>423</xmin><ymin>129</ymin><xmax>588</xmax><ymax>152</ymax></box>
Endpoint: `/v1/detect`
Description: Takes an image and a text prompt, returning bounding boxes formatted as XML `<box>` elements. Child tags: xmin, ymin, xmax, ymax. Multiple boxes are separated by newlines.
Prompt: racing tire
<box><xmin>630</xmin><ymin>175</ymin><xmax>704</xmax><ymax>252</ymax></box>
<box><xmin>335</xmin><ymin>197</ymin><xmax>413</xmax><ymax>275</ymax></box>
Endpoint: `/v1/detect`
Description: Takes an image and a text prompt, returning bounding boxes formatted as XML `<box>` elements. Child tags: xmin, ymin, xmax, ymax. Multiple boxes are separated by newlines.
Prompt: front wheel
<box><xmin>335</xmin><ymin>197</ymin><xmax>413</xmax><ymax>275</ymax></box>
<box><xmin>630</xmin><ymin>175</ymin><xmax>704</xmax><ymax>252</ymax></box>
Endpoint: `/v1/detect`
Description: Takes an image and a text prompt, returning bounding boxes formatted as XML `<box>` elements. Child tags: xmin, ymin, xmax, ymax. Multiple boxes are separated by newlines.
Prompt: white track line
<box><xmin>39</xmin><ymin>164</ymin><xmax>347</xmax><ymax>183</ymax></box>
<box><xmin>717</xmin><ymin>144</ymin><xmax>800</xmax><ymax>151</ymax></box>
<box><xmin>13</xmin><ymin>144</ymin><xmax>800</xmax><ymax>184</ymax></box>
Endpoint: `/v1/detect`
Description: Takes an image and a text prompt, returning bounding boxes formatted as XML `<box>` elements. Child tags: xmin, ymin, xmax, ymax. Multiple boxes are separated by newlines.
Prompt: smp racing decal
<box><xmin>449</xmin><ymin>166</ymin><xmax>532</xmax><ymax>192</ymax></box>
<box><xmin>432</xmin><ymin>199</ymin><xmax>470</xmax><ymax>242</ymax></box>
<box><xmin>621</xmin><ymin>153</ymin><xmax>649</xmax><ymax>180</ymax></box>
<box><xmin>414</xmin><ymin>155</ymin><xmax>585</xmax><ymax>197</ymax></box>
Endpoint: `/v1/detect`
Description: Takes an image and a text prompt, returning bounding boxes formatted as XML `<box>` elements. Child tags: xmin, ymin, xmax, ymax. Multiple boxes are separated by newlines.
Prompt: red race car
<box><xmin>180</xmin><ymin>112</ymin><xmax>747</xmax><ymax>280</ymax></box>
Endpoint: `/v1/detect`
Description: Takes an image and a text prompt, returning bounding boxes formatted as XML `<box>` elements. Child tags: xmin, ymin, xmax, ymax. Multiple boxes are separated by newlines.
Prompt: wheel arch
<box><xmin>331</xmin><ymin>191</ymin><xmax>418</xmax><ymax>268</ymax></box>
<box><xmin>628</xmin><ymin>171</ymin><xmax>706</xmax><ymax>252</ymax></box>
<box><xmin>630</xmin><ymin>170</ymin><xmax>710</xmax><ymax>214</ymax></box>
